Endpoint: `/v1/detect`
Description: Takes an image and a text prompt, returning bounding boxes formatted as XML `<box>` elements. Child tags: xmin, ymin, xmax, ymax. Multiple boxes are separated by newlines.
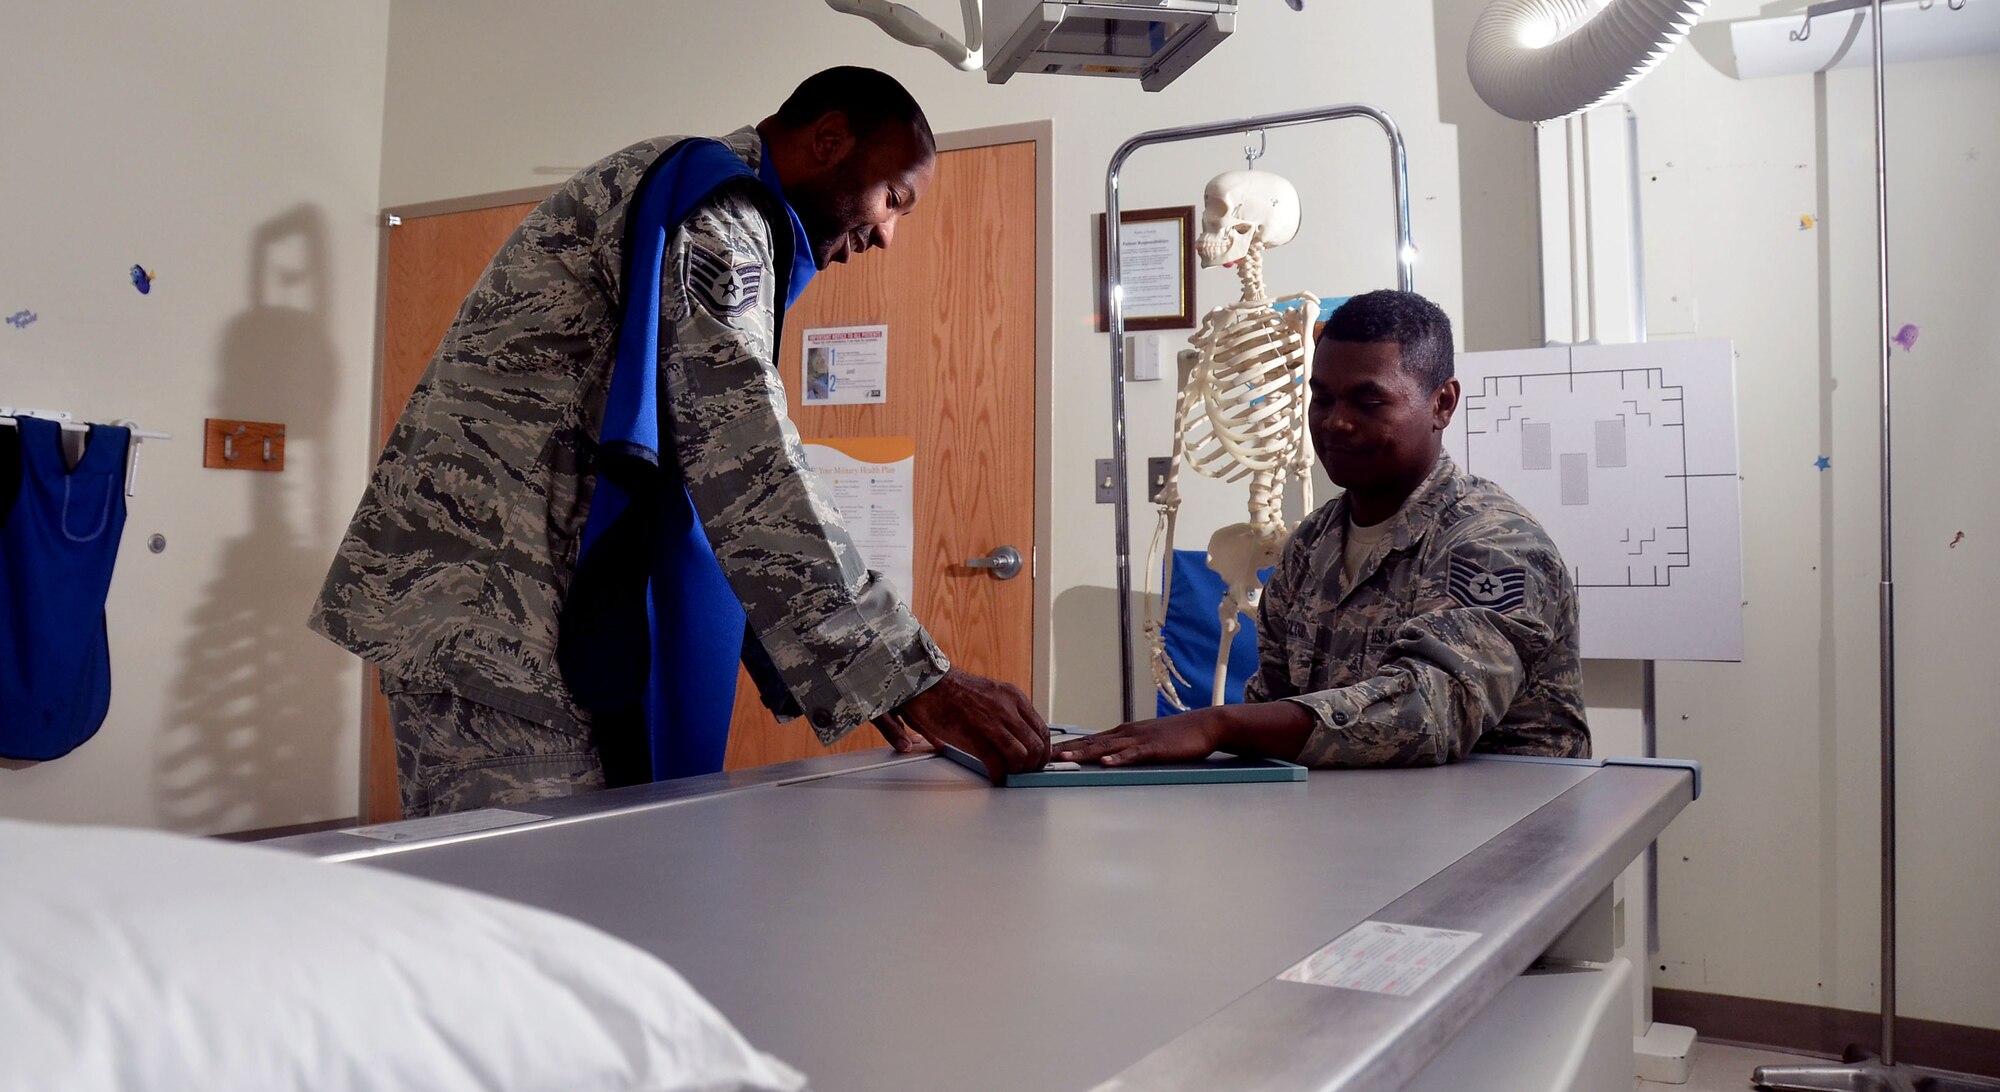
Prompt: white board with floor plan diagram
<box><xmin>1444</xmin><ymin>340</ymin><xmax>1743</xmax><ymax>662</ymax></box>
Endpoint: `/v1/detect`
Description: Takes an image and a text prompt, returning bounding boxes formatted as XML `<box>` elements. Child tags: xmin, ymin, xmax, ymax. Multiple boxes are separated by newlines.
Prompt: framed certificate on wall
<box><xmin>1096</xmin><ymin>205</ymin><xmax>1196</xmax><ymax>332</ymax></box>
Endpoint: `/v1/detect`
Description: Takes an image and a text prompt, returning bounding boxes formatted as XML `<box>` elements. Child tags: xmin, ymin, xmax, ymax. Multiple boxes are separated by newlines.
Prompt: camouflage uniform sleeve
<box><xmin>1284</xmin><ymin>520</ymin><xmax>1561</xmax><ymax>768</ymax></box>
<box><xmin>659</xmin><ymin>192</ymin><xmax>950</xmax><ymax>745</ymax></box>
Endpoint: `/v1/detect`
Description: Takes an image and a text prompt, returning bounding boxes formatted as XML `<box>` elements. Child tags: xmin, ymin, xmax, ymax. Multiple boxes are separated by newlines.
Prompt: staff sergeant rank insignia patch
<box><xmin>1448</xmin><ymin>555</ymin><xmax>1529</xmax><ymax>613</ymax></box>
<box><xmin>687</xmin><ymin>243</ymin><xmax>763</xmax><ymax>317</ymax></box>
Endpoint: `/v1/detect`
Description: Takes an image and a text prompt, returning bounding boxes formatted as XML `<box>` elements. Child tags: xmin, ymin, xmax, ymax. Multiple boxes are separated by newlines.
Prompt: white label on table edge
<box><xmin>1278</xmin><ymin>920</ymin><xmax>1482</xmax><ymax>997</ymax></box>
<box><xmin>340</xmin><ymin>808</ymin><xmax>548</xmax><ymax>843</ymax></box>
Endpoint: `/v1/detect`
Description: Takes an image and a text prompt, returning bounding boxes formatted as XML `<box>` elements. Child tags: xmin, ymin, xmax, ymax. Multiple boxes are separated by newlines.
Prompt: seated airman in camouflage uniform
<box><xmin>311</xmin><ymin>68</ymin><xmax>1049</xmax><ymax>817</ymax></box>
<box><xmin>1057</xmin><ymin>290</ymin><xmax>1589</xmax><ymax>769</ymax></box>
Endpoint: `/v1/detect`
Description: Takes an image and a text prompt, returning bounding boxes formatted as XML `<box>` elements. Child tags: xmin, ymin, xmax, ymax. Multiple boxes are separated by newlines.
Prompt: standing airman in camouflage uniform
<box><xmin>312</xmin><ymin>68</ymin><xmax>1049</xmax><ymax>817</ymax></box>
<box><xmin>1057</xmin><ymin>290</ymin><xmax>1588</xmax><ymax>769</ymax></box>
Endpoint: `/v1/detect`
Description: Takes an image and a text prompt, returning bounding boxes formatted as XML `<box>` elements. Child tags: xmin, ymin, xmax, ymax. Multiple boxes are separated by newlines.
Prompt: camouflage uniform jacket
<box><xmin>1245</xmin><ymin>452</ymin><xmax>1589</xmax><ymax>766</ymax></box>
<box><xmin>310</xmin><ymin>127</ymin><xmax>950</xmax><ymax>743</ymax></box>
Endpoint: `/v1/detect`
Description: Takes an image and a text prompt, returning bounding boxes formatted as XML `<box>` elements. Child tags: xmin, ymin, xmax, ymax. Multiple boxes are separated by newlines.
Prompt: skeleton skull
<box><xmin>1197</xmin><ymin>170</ymin><xmax>1302</xmax><ymax>268</ymax></box>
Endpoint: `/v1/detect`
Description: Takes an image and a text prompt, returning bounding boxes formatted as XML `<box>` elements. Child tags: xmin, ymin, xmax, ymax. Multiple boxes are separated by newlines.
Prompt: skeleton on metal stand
<box><xmin>1145</xmin><ymin>158</ymin><xmax>1319</xmax><ymax>711</ymax></box>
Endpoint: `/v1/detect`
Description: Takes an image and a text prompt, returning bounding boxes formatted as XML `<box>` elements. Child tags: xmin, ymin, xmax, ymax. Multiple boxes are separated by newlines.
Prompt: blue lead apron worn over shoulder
<box><xmin>0</xmin><ymin>417</ymin><xmax>130</xmax><ymax>760</ymax></box>
<box><xmin>558</xmin><ymin>138</ymin><xmax>816</xmax><ymax>784</ymax></box>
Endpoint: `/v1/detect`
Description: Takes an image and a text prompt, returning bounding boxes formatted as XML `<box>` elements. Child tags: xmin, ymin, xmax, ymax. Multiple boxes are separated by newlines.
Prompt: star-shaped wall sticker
<box><xmin>1814</xmin><ymin>456</ymin><xmax>1832</xmax><ymax>471</ymax></box>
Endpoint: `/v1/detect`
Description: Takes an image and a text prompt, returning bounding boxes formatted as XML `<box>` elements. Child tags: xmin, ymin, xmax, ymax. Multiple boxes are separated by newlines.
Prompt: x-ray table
<box><xmin>273</xmin><ymin>750</ymin><xmax>1696</xmax><ymax>1091</ymax></box>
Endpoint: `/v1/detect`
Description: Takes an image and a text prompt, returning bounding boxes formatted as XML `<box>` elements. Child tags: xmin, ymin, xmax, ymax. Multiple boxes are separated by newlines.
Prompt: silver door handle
<box><xmin>964</xmin><ymin>545</ymin><xmax>1023</xmax><ymax>581</ymax></box>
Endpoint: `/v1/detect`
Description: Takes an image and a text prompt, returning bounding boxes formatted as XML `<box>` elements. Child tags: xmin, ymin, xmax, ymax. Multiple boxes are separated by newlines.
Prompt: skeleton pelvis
<box><xmin>1206</xmin><ymin>521</ymin><xmax>1288</xmax><ymax>614</ymax></box>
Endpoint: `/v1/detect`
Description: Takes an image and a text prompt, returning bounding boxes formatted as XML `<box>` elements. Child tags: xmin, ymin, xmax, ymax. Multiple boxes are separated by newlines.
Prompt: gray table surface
<box><xmin>323</xmin><ymin>752</ymin><xmax>1679</xmax><ymax>1092</ymax></box>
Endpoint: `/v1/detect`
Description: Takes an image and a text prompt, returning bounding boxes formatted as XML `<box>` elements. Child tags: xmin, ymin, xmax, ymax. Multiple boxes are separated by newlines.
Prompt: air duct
<box><xmin>1468</xmin><ymin>0</ymin><xmax>1709</xmax><ymax>122</ymax></box>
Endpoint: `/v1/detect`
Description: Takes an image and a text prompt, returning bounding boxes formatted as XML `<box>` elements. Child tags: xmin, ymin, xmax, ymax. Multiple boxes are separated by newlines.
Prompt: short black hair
<box><xmin>774</xmin><ymin>66</ymin><xmax>936</xmax><ymax>156</ymax></box>
<box><xmin>1319</xmin><ymin>289</ymin><xmax>1455</xmax><ymax>392</ymax></box>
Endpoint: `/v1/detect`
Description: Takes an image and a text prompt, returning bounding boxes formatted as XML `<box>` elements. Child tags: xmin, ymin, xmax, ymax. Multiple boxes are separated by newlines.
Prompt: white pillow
<box><xmin>0</xmin><ymin>818</ymin><xmax>807</xmax><ymax>1092</ymax></box>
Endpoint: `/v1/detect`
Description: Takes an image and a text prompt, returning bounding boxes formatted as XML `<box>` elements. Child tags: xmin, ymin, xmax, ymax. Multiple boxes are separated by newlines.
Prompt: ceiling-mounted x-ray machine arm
<box><xmin>824</xmin><ymin>0</ymin><xmax>986</xmax><ymax>70</ymax></box>
<box><xmin>828</xmin><ymin>1</ymin><xmax>1304</xmax><ymax>89</ymax></box>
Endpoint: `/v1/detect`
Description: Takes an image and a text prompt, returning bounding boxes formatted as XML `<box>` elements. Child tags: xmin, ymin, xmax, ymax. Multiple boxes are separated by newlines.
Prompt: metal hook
<box><xmin>112</xmin><ymin>417</ymin><xmax>142</xmax><ymax>498</ymax></box>
<box><xmin>1789</xmin><ymin>10</ymin><xmax>1813</xmax><ymax>41</ymax></box>
<box><xmin>1244</xmin><ymin>129</ymin><xmax>1266</xmax><ymax>170</ymax></box>
<box><xmin>224</xmin><ymin>424</ymin><xmax>245</xmax><ymax>462</ymax></box>
<box><xmin>1950</xmin><ymin>0</ymin><xmax>1965</xmax><ymax>11</ymax></box>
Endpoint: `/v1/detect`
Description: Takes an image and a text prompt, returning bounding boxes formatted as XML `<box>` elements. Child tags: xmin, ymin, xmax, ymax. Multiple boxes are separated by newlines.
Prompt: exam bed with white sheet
<box><xmin>0</xmin><ymin>814</ymin><xmax>806</xmax><ymax>1092</ymax></box>
<box><xmin>268</xmin><ymin>747</ymin><xmax>1699</xmax><ymax>1091</ymax></box>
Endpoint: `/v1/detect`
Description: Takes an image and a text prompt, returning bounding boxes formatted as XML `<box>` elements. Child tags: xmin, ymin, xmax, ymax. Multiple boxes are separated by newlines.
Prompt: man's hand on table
<box><xmin>1052</xmin><ymin>701</ymin><xmax>1318</xmax><ymax>767</ymax></box>
<box><xmin>872</xmin><ymin>711</ymin><xmax>931</xmax><ymax>754</ymax></box>
<box><xmin>896</xmin><ymin>668</ymin><xmax>1050</xmax><ymax>784</ymax></box>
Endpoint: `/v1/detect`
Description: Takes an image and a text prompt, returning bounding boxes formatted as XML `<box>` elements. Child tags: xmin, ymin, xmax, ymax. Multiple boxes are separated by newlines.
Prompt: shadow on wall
<box><xmin>153</xmin><ymin>204</ymin><xmax>350</xmax><ymax>834</ymax></box>
<box><xmin>1051</xmin><ymin>582</ymin><xmax>1154</xmax><ymax>732</ymax></box>
<box><xmin>1430</xmin><ymin>0</ymin><xmax>1544</xmax><ymax>352</ymax></box>
<box><xmin>1581</xmin><ymin>659</ymin><xmax>1645</xmax><ymax>719</ymax></box>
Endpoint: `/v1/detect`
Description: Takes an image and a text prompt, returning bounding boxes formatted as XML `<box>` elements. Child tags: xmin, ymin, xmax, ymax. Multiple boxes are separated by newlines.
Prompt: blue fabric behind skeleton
<box><xmin>1157</xmin><ymin>548</ymin><xmax>1273</xmax><ymax>717</ymax></box>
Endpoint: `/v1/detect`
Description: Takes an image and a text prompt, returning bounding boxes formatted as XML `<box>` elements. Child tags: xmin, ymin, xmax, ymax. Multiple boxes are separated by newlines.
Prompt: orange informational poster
<box><xmin>800</xmin><ymin>436</ymin><xmax>916</xmax><ymax>599</ymax></box>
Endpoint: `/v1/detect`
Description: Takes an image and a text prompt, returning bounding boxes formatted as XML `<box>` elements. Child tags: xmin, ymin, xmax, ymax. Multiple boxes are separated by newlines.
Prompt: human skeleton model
<box><xmin>1145</xmin><ymin>170</ymin><xmax>1319</xmax><ymax>711</ymax></box>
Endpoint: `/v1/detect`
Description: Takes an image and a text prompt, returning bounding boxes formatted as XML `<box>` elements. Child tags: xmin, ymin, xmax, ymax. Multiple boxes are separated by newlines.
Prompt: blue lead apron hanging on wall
<box><xmin>558</xmin><ymin>138</ymin><xmax>815</xmax><ymax>785</ymax></box>
<box><xmin>0</xmin><ymin>417</ymin><xmax>130</xmax><ymax>760</ymax></box>
<box><xmin>0</xmin><ymin>423</ymin><xmax>20</xmax><ymax>531</ymax></box>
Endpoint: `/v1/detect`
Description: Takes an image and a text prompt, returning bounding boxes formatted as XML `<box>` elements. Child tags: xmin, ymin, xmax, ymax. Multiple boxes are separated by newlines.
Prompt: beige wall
<box><xmin>1630</xmin><ymin>0</ymin><xmax>2000</xmax><ymax>1031</ymax></box>
<box><xmin>0</xmin><ymin>3</ymin><xmax>390</xmax><ymax>833</ymax></box>
<box><xmin>8</xmin><ymin>0</ymin><xmax>1990</xmax><ymax>1042</ymax></box>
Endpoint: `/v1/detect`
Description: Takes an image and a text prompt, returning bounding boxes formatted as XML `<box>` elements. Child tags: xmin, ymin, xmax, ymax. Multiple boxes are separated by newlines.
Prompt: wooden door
<box><xmin>365</xmin><ymin>140</ymin><xmax>1038</xmax><ymax>816</ymax></box>
<box><xmin>724</xmin><ymin>140</ymin><xmax>1039</xmax><ymax>768</ymax></box>
<box><xmin>368</xmin><ymin>201</ymin><xmax>540</xmax><ymax>822</ymax></box>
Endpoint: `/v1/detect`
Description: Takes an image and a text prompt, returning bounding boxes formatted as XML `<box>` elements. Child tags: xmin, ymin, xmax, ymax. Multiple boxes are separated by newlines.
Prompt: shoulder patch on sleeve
<box><xmin>686</xmin><ymin>241</ymin><xmax>763</xmax><ymax>318</ymax></box>
<box><xmin>1448</xmin><ymin>553</ymin><xmax>1530</xmax><ymax>613</ymax></box>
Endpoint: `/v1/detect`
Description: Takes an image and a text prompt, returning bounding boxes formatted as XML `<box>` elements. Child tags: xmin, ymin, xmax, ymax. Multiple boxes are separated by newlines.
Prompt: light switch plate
<box><xmin>1129</xmin><ymin>333</ymin><xmax>1168</xmax><ymax>381</ymax></box>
